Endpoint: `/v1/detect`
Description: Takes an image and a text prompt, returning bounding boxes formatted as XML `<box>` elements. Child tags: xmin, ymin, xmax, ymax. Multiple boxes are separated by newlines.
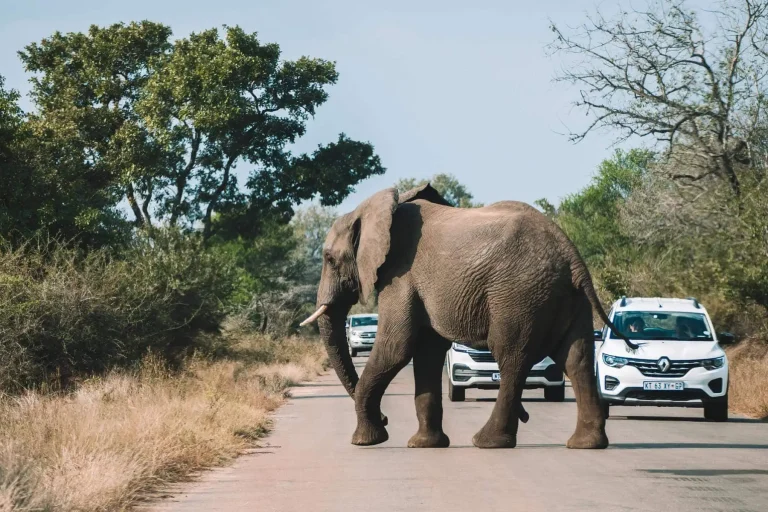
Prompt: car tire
<box><xmin>448</xmin><ymin>380</ymin><xmax>465</xmax><ymax>402</ymax></box>
<box><xmin>704</xmin><ymin>395</ymin><xmax>728</xmax><ymax>422</ymax></box>
<box><xmin>350</xmin><ymin>347</ymin><xmax>358</xmax><ymax>357</ymax></box>
<box><xmin>544</xmin><ymin>383</ymin><xmax>565</xmax><ymax>402</ymax></box>
<box><xmin>600</xmin><ymin>400</ymin><xmax>610</xmax><ymax>419</ymax></box>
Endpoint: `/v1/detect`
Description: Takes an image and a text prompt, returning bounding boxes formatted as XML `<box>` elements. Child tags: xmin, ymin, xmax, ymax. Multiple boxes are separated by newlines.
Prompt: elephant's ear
<box><xmin>398</xmin><ymin>183</ymin><xmax>452</xmax><ymax>206</ymax></box>
<box><xmin>353</xmin><ymin>187</ymin><xmax>399</xmax><ymax>305</ymax></box>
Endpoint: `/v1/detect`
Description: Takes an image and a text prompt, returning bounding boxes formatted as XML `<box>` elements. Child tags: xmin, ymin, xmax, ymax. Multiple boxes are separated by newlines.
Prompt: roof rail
<box><xmin>619</xmin><ymin>296</ymin><xmax>627</xmax><ymax>307</ymax></box>
<box><xmin>686</xmin><ymin>297</ymin><xmax>700</xmax><ymax>309</ymax></box>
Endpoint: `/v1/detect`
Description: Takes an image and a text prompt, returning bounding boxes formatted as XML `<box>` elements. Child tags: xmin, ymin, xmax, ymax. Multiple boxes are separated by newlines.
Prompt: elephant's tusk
<box><xmin>299</xmin><ymin>305</ymin><xmax>328</xmax><ymax>326</ymax></box>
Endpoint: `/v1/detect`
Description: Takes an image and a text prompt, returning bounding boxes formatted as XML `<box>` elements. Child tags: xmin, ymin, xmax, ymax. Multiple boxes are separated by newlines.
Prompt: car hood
<box><xmin>600</xmin><ymin>338</ymin><xmax>725</xmax><ymax>359</ymax></box>
<box><xmin>350</xmin><ymin>326</ymin><xmax>378</xmax><ymax>334</ymax></box>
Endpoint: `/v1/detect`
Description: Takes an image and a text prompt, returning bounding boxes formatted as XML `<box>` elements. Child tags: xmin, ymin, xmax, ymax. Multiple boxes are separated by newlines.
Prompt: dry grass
<box><xmin>0</xmin><ymin>334</ymin><xmax>327</xmax><ymax>512</ymax></box>
<box><xmin>726</xmin><ymin>338</ymin><xmax>768</xmax><ymax>419</ymax></box>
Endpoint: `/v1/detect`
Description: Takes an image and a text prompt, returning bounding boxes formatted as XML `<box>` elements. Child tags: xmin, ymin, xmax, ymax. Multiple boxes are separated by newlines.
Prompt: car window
<box><xmin>609</xmin><ymin>311</ymin><xmax>713</xmax><ymax>341</ymax></box>
<box><xmin>350</xmin><ymin>316</ymin><xmax>378</xmax><ymax>327</ymax></box>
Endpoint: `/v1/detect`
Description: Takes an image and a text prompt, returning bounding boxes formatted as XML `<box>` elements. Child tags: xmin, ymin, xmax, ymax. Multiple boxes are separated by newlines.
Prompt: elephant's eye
<box><xmin>324</xmin><ymin>251</ymin><xmax>336</xmax><ymax>267</ymax></box>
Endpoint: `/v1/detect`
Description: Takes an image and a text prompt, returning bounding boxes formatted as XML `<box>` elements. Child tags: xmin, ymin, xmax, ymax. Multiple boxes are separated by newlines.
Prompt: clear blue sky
<box><xmin>0</xmin><ymin>0</ymin><xmax>625</xmax><ymax>213</ymax></box>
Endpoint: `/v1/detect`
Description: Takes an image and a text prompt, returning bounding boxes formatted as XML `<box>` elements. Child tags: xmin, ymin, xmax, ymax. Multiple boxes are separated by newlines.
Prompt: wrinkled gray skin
<box><xmin>315</xmin><ymin>184</ymin><xmax>635</xmax><ymax>449</ymax></box>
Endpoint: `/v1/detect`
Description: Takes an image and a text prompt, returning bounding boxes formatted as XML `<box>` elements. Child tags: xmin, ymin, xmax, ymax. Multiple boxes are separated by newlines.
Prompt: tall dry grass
<box><xmin>0</xmin><ymin>334</ymin><xmax>326</xmax><ymax>512</ymax></box>
<box><xmin>726</xmin><ymin>338</ymin><xmax>768</xmax><ymax>419</ymax></box>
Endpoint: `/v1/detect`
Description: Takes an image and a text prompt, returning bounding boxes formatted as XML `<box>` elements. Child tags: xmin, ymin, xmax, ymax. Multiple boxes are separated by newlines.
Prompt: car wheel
<box><xmin>544</xmin><ymin>383</ymin><xmax>565</xmax><ymax>402</ymax></box>
<box><xmin>350</xmin><ymin>347</ymin><xmax>358</xmax><ymax>357</ymax></box>
<box><xmin>448</xmin><ymin>380</ymin><xmax>465</xmax><ymax>402</ymax></box>
<box><xmin>600</xmin><ymin>400</ymin><xmax>610</xmax><ymax>419</ymax></box>
<box><xmin>704</xmin><ymin>395</ymin><xmax>728</xmax><ymax>422</ymax></box>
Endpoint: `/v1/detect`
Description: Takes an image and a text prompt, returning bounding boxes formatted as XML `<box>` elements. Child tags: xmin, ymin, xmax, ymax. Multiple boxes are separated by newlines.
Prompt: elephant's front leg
<box><xmin>351</xmin><ymin>323</ymin><xmax>414</xmax><ymax>446</ymax></box>
<box><xmin>408</xmin><ymin>333</ymin><xmax>451</xmax><ymax>448</ymax></box>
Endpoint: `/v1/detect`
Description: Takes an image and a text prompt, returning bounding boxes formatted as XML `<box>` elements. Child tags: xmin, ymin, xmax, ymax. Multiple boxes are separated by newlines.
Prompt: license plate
<box><xmin>491</xmin><ymin>373</ymin><xmax>501</xmax><ymax>382</ymax></box>
<box><xmin>643</xmin><ymin>381</ymin><xmax>683</xmax><ymax>391</ymax></box>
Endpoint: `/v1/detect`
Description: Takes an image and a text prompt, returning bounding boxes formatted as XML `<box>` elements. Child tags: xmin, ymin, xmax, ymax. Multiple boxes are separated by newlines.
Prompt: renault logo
<box><xmin>657</xmin><ymin>357</ymin><xmax>671</xmax><ymax>373</ymax></box>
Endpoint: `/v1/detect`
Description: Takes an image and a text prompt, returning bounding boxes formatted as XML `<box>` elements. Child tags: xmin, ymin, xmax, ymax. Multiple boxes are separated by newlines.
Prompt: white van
<box><xmin>596</xmin><ymin>297</ymin><xmax>734</xmax><ymax>421</ymax></box>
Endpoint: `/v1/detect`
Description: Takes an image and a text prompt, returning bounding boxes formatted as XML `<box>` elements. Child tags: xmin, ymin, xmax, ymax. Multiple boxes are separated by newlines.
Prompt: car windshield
<box><xmin>351</xmin><ymin>316</ymin><xmax>377</xmax><ymax>327</ymax></box>
<box><xmin>609</xmin><ymin>311</ymin><xmax>713</xmax><ymax>341</ymax></box>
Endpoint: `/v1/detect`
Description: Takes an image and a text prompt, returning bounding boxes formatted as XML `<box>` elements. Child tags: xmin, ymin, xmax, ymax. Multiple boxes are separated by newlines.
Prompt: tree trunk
<box><xmin>202</xmin><ymin>155</ymin><xmax>235</xmax><ymax>240</ymax></box>
<box><xmin>170</xmin><ymin>130</ymin><xmax>201</xmax><ymax>227</ymax></box>
<box><xmin>126</xmin><ymin>183</ymin><xmax>145</xmax><ymax>227</ymax></box>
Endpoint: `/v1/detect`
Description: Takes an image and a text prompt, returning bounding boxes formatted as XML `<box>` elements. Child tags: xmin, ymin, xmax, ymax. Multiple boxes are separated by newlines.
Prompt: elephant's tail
<box><xmin>575</xmin><ymin>267</ymin><xmax>639</xmax><ymax>352</ymax></box>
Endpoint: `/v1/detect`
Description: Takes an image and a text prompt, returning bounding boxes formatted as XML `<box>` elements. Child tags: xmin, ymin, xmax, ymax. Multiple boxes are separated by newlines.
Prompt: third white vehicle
<box><xmin>346</xmin><ymin>313</ymin><xmax>378</xmax><ymax>357</ymax></box>
<box><xmin>596</xmin><ymin>297</ymin><xmax>734</xmax><ymax>421</ymax></box>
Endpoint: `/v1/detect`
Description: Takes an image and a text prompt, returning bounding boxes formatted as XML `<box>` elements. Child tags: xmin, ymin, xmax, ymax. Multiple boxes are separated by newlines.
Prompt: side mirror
<box><xmin>594</xmin><ymin>329</ymin><xmax>604</xmax><ymax>341</ymax></box>
<box><xmin>718</xmin><ymin>332</ymin><xmax>736</xmax><ymax>345</ymax></box>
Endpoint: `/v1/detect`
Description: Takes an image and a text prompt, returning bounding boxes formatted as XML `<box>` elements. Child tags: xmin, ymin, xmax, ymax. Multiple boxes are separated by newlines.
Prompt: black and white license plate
<box><xmin>491</xmin><ymin>373</ymin><xmax>501</xmax><ymax>382</ymax></box>
<box><xmin>643</xmin><ymin>381</ymin><xmax>683</xmax><ymax>391</ymax></box>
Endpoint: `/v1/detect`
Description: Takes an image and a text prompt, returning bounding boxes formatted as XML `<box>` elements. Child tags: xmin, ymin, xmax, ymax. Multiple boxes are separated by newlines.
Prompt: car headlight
<box><xmin>702</xmin><ymin>357</ymin><xmax>725</xmax><ymax>370</ymax></box>
<box><xmin>602</xmin><ymin>354</ymin><xmax>628</xmax><ymax>368</ymax></box>
<box><xmin>453</xmin><ymin>343</ymin><xmax>471</xmax><ymax>352</ymax></box>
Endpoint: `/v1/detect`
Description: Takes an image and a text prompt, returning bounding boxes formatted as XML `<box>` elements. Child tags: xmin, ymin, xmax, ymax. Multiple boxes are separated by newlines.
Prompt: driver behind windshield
<box><xmin>626</xmin><ymin>317</ymin><xmax>645</xmax><ymax>334</ymax></box>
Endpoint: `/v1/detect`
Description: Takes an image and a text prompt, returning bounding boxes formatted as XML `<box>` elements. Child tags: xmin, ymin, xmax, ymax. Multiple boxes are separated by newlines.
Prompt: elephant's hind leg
<box><xmin>554</xmin><ymin>299</ymin><xmax>608</xmax><ymax>449</ymax></box>
<box><xmin>472</xmin><ymin>325</ymin><xmax>531</xmax><ymax>449</ymax></box>
<box><xmin>408</xmin><ymin>330</ymin><xmax>451</xmax><ymax>448</ymax></box>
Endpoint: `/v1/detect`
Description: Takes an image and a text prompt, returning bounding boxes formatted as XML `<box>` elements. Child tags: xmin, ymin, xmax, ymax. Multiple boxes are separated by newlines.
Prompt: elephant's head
<box><xmin>300</xmin><ymin>187</ymin><xmax>399</xmax><ymax>398</ymax></box>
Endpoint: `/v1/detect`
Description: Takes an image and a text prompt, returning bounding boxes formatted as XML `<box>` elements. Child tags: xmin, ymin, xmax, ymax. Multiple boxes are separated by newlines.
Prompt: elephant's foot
<box><xmin>407</xmin><ymin>430</ymin><xmax>450</xmax><ymax>448</ymax></box>
<box><xmin>472</xmin><ymin>427</ymin><xmax>517</xmax><ymax>449</ymax></box>
<box><xmin>566</xmin><ymin>425</ymin><xmax>608</xmax><ymax>449</ymax></box>
<box><xmin>351</xmin><ymin>421</ymin><xmax>389</xmax><ymax>446</ymax></box>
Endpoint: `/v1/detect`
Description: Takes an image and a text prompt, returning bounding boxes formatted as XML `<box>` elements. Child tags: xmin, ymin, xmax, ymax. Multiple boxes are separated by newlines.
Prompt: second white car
<box><xmin>446</xmin><ymin>343</ymin><xmax>566</xmax><ymax>402</ymax></box>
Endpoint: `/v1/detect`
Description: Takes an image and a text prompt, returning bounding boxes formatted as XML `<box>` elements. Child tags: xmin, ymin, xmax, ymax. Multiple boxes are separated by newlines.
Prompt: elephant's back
<box><xmin>401</xmin><ymin>200</ymin><xmax>578</xmax><ymax>342</ymax></box>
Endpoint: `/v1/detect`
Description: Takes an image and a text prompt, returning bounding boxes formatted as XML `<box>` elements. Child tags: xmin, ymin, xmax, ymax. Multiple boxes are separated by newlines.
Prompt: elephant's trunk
<box><xmin>318</xmin><ymin>307</ymin><xmax>358</xmax><ymax>399</ymax></box>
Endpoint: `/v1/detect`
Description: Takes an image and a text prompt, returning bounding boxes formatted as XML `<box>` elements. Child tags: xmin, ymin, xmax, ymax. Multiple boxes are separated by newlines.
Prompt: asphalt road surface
<box><xmin>146</xmin><ymin>356</ymin><xmax>768</xmax><ymax>512</ymax></box>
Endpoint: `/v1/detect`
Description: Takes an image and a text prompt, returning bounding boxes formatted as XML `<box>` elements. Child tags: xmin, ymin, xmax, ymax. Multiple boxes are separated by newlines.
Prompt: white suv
<box><xmin>346</xmin><ymin>314</ymin><xmax>378</xmax><ymax>357</ymax></box>
<box><xmin>596</xmin><ymin>297</ymin><xmax>735</xmax><ymax>421</ymax></box>
<box><xmin>446</xmin><ymin>343</ymin><xmax>565</xmax><ymax>402</ymax></box>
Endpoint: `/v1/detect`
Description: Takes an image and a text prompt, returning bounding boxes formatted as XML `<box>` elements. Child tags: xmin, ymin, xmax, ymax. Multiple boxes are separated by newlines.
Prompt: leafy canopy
<box><xmin>18</xmin><ymin>22</ymin><xmax>384</xmax><ymax>242</ymax></box>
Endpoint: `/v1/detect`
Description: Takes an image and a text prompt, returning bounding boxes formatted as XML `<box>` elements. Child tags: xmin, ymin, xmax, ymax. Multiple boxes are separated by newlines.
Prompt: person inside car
<box><xmin>626</xmin><ymin>316</ymin><xmax>645</xmax><ymax>334</ymax></box>
<box><xmin>676</xmin><ymin>316</ymin><xmax>695</xmax><ymax>339</ymax></box>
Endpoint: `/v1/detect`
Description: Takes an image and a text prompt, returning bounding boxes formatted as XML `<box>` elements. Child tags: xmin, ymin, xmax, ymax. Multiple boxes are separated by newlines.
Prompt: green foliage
<box><xmin>395</xmin><ymin>173</ymin><xmax>481</xmax><ymax>207</ymax></box>
<box><xmin>545</xmin><ymin>149</ymin><xmax>654</xmax><ymax>264</ymax></box>
<box><xmin>0</xmin><ymin>75</ymin><xmax>127</xmax><ymax>246</ymax></box>
<box><xmin>0</xmin><ymin>20</ymin><xmax>391</xmax><ymax>389</ymax></box>
<box><xmin>0</xmin><ymin>231</ymin><xmax>238</xmax><ymax>391</ymax></box>
<box><xmin>536</xmin><ymin>149</ymin><xmax>654</xmax><ymax>298</ymax></box>
<box><xmin>15</xmin><ymin>22</ymin><xmax>384</xmax><ymax>241</ymax></box>
<box><xmin>545</xmin><ymin>148</ymin><xmax>768</xmax><ymax>336</ymax></box>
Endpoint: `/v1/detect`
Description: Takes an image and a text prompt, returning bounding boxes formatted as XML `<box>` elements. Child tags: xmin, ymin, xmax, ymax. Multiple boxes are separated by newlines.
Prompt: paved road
<box><xmin>147</xmin><ymin>356</ymin><xmax>768</xmax><ymax>512</ymax></box>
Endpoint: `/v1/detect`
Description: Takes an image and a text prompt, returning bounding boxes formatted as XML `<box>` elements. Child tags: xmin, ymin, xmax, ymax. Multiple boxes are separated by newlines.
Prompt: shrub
<box><xmin>0</xmin><ymin>231</ymin><xmax>238</xmax><ymax>391</ymax></box>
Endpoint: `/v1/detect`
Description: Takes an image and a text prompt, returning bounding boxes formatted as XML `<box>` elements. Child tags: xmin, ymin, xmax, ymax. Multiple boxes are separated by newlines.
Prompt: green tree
<box><xmin>20</xmin><ymin>21</ymin><xmax>172</xmax><ymax>233</ymax></box>
<box><xmin>0</xmin><ymin>76</ymin><xmax>26</xmax><ymax>238</ymax></box>
<box><xmin>539</xmin><ymin>149</ymin><xmax>655</xmax><ymax>264</ymax></box>
<box><xmin>0</xmin><ymin>75</ymin><xmax>126</xmax><ymax>245</ymax></box>
<box><xmin>137</xmin><ymin>24</ymin><xmax>384</xmax><ymax>239</ymax></box>
<box><xmin>395</xmin><ymin>173</ymin><xmax>480</xmax><ymax>207</ymax></box>
<box><xmin>536</xmin><ymin>149</ymin><xmax>655</xmax><ymax>297</ymax></box>
<box><xmin>20</xmin><ymin>22</ymin><xmax>385</xmax><ymax>241</ymax></box>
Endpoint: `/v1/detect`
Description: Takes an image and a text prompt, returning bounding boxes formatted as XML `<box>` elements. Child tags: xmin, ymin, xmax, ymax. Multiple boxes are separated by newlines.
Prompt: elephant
<box><xmin>300</xmin><ymin>184</ymin><xmax>635</xmax><ymax>449</ymax></box>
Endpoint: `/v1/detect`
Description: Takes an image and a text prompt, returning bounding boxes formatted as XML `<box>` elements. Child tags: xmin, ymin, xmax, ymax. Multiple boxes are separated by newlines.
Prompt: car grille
<box><xmin>624</xmin><ymin>389</ymin><xmax>709</xmax><ymax>401</ymax></box>
<box><xmin>359</xmin><ymin>332</ymin><xmax>375</xmax><ymax>339</ymax></box>
<box><xmin>625</xmin><ymin>358</ymin><xmax>704</xmax><ymax>378</ymax></box>
<box><xmin>468</xmin><ymin>352</ymin><xmax>496</xmax><ymax>363</ymax></box>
